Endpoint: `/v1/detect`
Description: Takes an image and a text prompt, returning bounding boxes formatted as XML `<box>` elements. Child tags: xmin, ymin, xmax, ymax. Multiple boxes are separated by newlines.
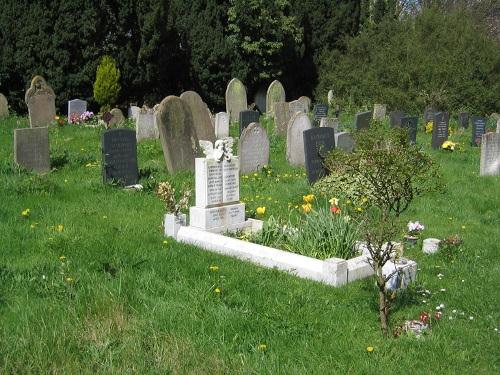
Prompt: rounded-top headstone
<box><xmin>108</xmin><ymin>108</ymin><xmax>125</xmax><ymax>128</ymax></box>
<box><xmin>298</xmin><ymin>96</ymin><xmax>311</xmax><ymax>113</ymax></box>
<box><xmin>156</xmin><ymin>95</ymin><xmax>199</xmax><ymax>172</ymax></box>
<box><xmin>225</xmin><ymin>78</ymin><xmax>247</xmax><ymax>124</ymax></box>
<box><xmin>327</xmin><ymin>90</ymin><xmax>334</xmax><ymax>106</ymax></box>
<box><xmin>286</xmin><ymin>112</ymin><xmax>312</xmax><ymax>167</ymax></box>
<box><xmin>238</xmin><ymin>122</ymin><xmax>270</xmax><ymax>174</ymax></box>
<box><xmin>25</xmin><ymin>75</ymin><xmax>56</xmax><ymax>128</ymax></box>
<box><xmin>266</xmin><ymin>80</ymin><xmax>285</xmax><ymax>116</ymax></box>
<box><xmin>180</xmin><ymin>91</ymin><xmax>215</xmax><ymax>143</ymax></box>
<box><xmin>0</xmin><ymin>93</ymin><xmax>8</xmax><ymax>118</ymax></box>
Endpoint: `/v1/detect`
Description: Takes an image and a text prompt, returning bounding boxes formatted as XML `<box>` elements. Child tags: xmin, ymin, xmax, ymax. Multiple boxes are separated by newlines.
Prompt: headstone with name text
<box><xmin>14</xmin><ymin>127</ymin><xmax>50</xmax><ymax>173</ymax></box>
<box><xmin>471</xmin><ymin>116</ymin><xmax>487</xmax><ymax>146</ymax></box>
<box><xmin>303</xmin><ymin>127</ymin><xmax>335</xmax><ymax>184</ymax></box>
<box><xmin>431</xmin><ymin>112</ymin><xmax>449</xmax><ymax>149</ymax></box>
<box><xmin>215</xmin><ymin>112</ymin><xmax>229</xmax><ymax>139</ymax></box>
<box><xmin>67</xmin><ymin>99</ymin><xmax>87</xmax><ymax>123</ymax></box>
<box><xmin>458</xmin><ymin>112</ymin><xmax>469</xmax><ymax>129</ymax></box>
<box><xmin>102</xmin><ymin>128</ymin><xmax>138</xmax><ymax>186</ymax></box>
<box><xmin>239</xmin><ymin>110</ymin><xmax>260</xmax><ymax>134</ymax></box>
<box><xmin>180</xmin><ymin>91</ymin><xmax>215</xmax><ymax>143</ymax></box>
<box><xmin>288</xmin><ymin>99</ymin><xmax>307</xmax><ymax>118</ymax></box>
<box><xmin>480</xmin><ymin>133</ymin><xmax>500</xmax><ymax>176</ymax></box>
<box><xmin>401</xmin><ymin>116</ymin><xmax>418</xmax><ymax>144</ymax></box>
<box><xmin>266</xmin><ymin>80</ymin><xmax>285</xmax><ymax>116</ymax></box>
<box><xmin>225</xmin><ymin>78</ymin><xmax>247</xmax><ymax>124</ymax></box>
<box><xmin>238</xmin><ymin>122</ymin><xmax>270</xmax><ymax>174</ymax></box>
<box><xmin>25</xmin><ymin>76</ymin><xmax>56</xmax><ymax>128</ymax></box>
<box><xmin>313</xmin><ymin>104</ymin><xmax>329</xmax><ymax>126</ymax></box>
<box><xmin>286</xmin><ymin>112</ymin><xmax>312</xmax><ymax>167</ymax></box>
<box><xmin>355</xmin><ymin>111</ymin><xmax>372</xmax><ymax>131</ymax></box>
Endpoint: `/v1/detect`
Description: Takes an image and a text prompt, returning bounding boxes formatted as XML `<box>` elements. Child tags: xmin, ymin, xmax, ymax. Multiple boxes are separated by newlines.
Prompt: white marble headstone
<box><xmin>480</xmin><ymin>133</ymin><xmax>500</xmax><ymax>176</ymax></box>
<box><xmin>215</xmin><ymin>112</ymin><xmax>229</xmax><ymax>138</ymax></box>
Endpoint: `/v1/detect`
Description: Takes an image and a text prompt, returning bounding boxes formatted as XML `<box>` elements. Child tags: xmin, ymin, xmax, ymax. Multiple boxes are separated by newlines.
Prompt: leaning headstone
<box><xmin>67</xmin><ymin>99</ymin><xmax>87</xmax><ymax>123</ymax></box>
<box><xmin>327</xmin><ymin>90</ymin><xmax>334</xmax><ymax>106</ymax></box>
<box><xmin>136</xmin><ymin>107</ymin><xmax>158</xmax><ymax>142</ymax></box>
<box><xmin>102</xmin><ymin>128</ymin><xmax>138</xmax><ymax>186</ymax></box>
<box><xmin>225</xmin><ymin>78</ymin><xmax>247</xmax><ymax>124</ymax></box>
<box><xmin>0</xmin><ymin>93</ymin><xmax>9</xmax><ymax>118</ymax></box>
<box><xmin>431</xmin><ymin>112</ymin><xmax>449</xmax><ymax>149</ymax></box>
<box><xmin>238</xmin><ymin>123</ymin><xmax>270</xmax><ymax>174</ymax></box>
<box><xmin>320</xmin><ymin>117</ymin><xmax>339</xmax><ymax>132</ymax></box>
<box><xmin>471</xmin><ymin>116</ymin><xmax>487</xmax><ymax>146</ymax></box>
<box><xmin>401</xmin><ymin>116</ymin><xmax>418</xmax><ymax>144</ymax></box>
<box><xmin>458</xmin><ymin>112</ymin><xmax>469</xmax><ymax>129</ymax></box>
<box><xmin>373</xmin><ymin>104</ymin><xmax>387</xmax><ymax>121</ymax></box>
<box><xmin>286</xmin><ymin>112</ymin><xmax>312</xmax><ymax>167</ymax></box>
<box><xmin>156</xmin><ymin>95</ymin><xmax>199</xmax><ymax>172</ymax></box>
<box><xmin>335</xmin><ymin>132</ymin><xmax>355</xmax><ymax>153</ymax></box>
<box><xmin>389</xmin><ymin>110</ymin><xmax>405</xmax><ymax>128</ymax></box>
<box><xmin>239</xmin><ymin>110</ymin><xmax>260</xmax><ymax>134</ymax></box>
<box><xmin>480</xmin><ymin>133</ymin><xmax>500</xmax><ymax>176</ymax></box>
<box><xmin>355</xmin><ymin>111</ymin><xmax>372</xmax><ymax>131</ymax></box>
<box><xmin>313</xmin><ymin>104</ymin><xmax>329</xmax><ymax>126</ymax></box>
<box><xmin>274</xmin><ymin>102</ymin><xmax>290</xmax><ymax>136</ymax></box>
<box><xmin>180</xmin><ymin>91</ymin><xmax>215</xmax><ymax>143</ymax></box>
<box><xmin>108</xmin><ymin>108</ymin><xmax>125</xmax><ymax>128</ymax></box>
<box><xmin>298</xmin><ymin>96</ymin><xmax>311</xmax><ymax>113</ymax></box>
<box><xmin>25</xmin><ymin>76</ymin><xmax>56</xmax><ymax>128</ymax></box>
<box><xmin>128</xmin><ymin>105</ymin><xmax>140</xmax><ymax>120</ymax></box>
<box><xmin>266</xmin><ymin>80</ymin><xmax>285</xmax><ymax>116</ymax></box>
<box><xmin>215</xmin><ymin>112</ymin><xmax>229</xmax><ymax>139</ymax></box>
<box><xmin>303</xmin><ymin>127</ymin><xmax>335</xmax><ymax>184</ymax></box>
<box><xmin>14</xmin><ymin>127</ymin><xmax>50</xmax><ymax>173</ymax></box>
<box><xmin>254</xmin><ymin>86</ymin><xmax>267</xmax><ymax>114</ymax></box>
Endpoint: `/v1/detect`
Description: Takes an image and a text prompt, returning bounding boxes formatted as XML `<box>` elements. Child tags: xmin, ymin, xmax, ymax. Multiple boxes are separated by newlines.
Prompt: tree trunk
<box><xmin>378</xmin><ymin>280</ymin><xmax>389</xmax><ymax>337</ymax></box>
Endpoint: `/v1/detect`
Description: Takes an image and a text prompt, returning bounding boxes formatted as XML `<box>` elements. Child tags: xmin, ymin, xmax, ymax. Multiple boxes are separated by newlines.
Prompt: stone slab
<box><xmin>0</xmin><ymin>93</ymin><xmax>9</xmax><ymax>118</ymax></box>
<box><xmin>14</xmin><ymin>127</ymin><xmax>50</xmax><ymax>173</ymax></box>
<box><xmin>189</xmin><ymin>203</ymin><xmax>245</xmax><ymax>231</ymax></box>
<box><xmin>335</xmin><ymin>131</ymin><xmax>354</xmax><ymax>153</ymax></box>
<box><xmin>101</xmin><ymin>128</ymin><xmax>138</xmax><ymax>186</ymax></box>
<box><xmin>238</xmin><ymin>123</ymin><xmax>270</xmax><ymax>174</ymax></box>
<box><xmin>471</xmin><ymin>116</ymin><xmax>487</xmax><ymax>146</ymax></box>
<box><xmin>355</xmin><ymin>111</ymin><xmax>371</xmax><ymax>130</ymax></box>
<box><xmin>480</xmin><ymin>132</ymin><xmax>500</xmax><ymax>176</ymax></box>
<box><xmin>67</xmin><ymin>99</ymin><xmax>87</xmax><ymax>122</ymax></box>
<box><xmin>431</xmin><ymin>112</ymin><xmax>449</xmax><ymax>149</ymax></box>
<box><xmin>239</xmin><ymin>110</ymin><xmax>260</xmax><ymax>134</ymax></box>
<box><xmin>215</xmin><ymin>112</ymin><xmax>229</xmax><ymax>139</ymax></box>
<box><xmin>180</xmin><ymin>91</ymin><xmax>215</xmax><ymax>143</ymax></box>
<box><xmin>286</xmin><ymin>112</ymin><xmax>312</xmax><ymax>167</ymax></box>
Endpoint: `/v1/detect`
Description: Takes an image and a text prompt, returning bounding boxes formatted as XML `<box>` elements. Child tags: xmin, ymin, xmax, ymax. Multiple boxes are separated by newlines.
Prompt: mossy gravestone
<box><xmin>107</xmin><ymin>108</ymin><xmax>125</xmax><ymax>128</ymax></box>
<box><xmin>0</xmin><ymin>93</ymin><xmax>8</xmax><ymax>118</ymax></box>
<box><xmin>102</xmin><ymin>129</ymin><xmax>138</xmax><ymax>186</ymax></box>
<box><xmin>238</xmin><ymin>122</ymin><xmax>270</xmax><ymax>174</ymax></box>
<box><xmin>156</xmin><ymin>95</ymin><xmax>199</xmax><ymax>172</ymax></box>
<box><xmin>180</xmin><ymin>91</ymin><xmax>215</xmax><ymax>143</ymax></box>
<box><xmin>266</xmin><ymin>80</ymin><xmax>285</xmax><ymax>116</ymax></box>
<box><xmin>355</xmin><ymin>111</ymin><xmax>372</xmax><ymax>131</ymax></box>
<box><xmin>225</xmin><ymin>78</ymin><xmax>247</xmax><ymax>124</ymax></box>
<box><xmin>25</xmin><ymin>76</ymin><xmax>56</xmax><ymax>128</ymax></box>
<box><xmin>274</xmin><ymin>101</ymin><xmax>290</xmax><ymax>136</ymax></box>
<box><xmin>14</xmin><ymin>127</ymin><xmax>50</xmax><ymax>173</ymax></box>
<box><xmin>286</xmin><ymin>112</ymin><xmax>312</xmax><ymax>167</ymax></box>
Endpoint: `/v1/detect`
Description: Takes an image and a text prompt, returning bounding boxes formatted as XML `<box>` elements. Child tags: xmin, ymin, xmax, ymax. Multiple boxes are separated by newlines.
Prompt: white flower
<box><xmin>469</xmin><ymin>316</ymin><xmax>474</xmax><ymax>320</ymax></box>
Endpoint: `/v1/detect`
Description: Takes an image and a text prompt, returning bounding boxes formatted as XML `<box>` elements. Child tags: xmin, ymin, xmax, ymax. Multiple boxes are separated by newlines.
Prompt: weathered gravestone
<box><xmin>373</xmin><ymin>104</ymin><xmax>387</xmax><ymax>121</ymax></box>
<box><xmin>225</xmin><ymin>78</ymin><xmax>247</xmax><ymax>124</ymax></box>
<box><xmin>14</xmin><ymin>127</ymin><xmax>50</xmax><ymax>173</ymax></box>
<box><xmin>471</xmin><ymin>116</ymin><xmax>487</xmax><ymax>146</ymax></box>
<box><xmin>303</xmin><ymin>127</ymin><xmax>335</xmax><ymax>184</ymax></box>
<box><xmin>156</xmin><ymin>96</ymin><xmax>199</xmax><ymax>172</ymax></box>
<box><xmin>215</xmin><ymin>112</ymin><xmax>229</xmax><ymax>139</ymax></box>
<box><xmin>335</xmin><ymin>132</ymin><xmax>355</xmax><ymax>153</ymax></box>
<box><xmin>239</xmin><ymin>110</ymin><xmax>260</xmax><ymax>134</ymax></box>
<box><xmin>401</xmin><ymin>116</ymin><xmax>418</xmax><ymax>144</ymax></box>
<box><xmin>136</xmin><ymin>107</ymin><xmax>158</xmax><ymax>142</ymax></box>
<box><xmin>298</xmin><ymin>96</ymin><xmax>311</xmax><ymax>113</ymax></box>
<box><xmin>320</xmin><ymin>117</ymin><xmax>339</xmax><ymax>132</ymax></box>
<box><xmin>497</xmin><ymin>119</ymin><xmax>500</xmax><ymax>133</ymax></box>
<box><xmin>108</xmin><ymin>108</ymin><xmax>125</xmax><ymax>128</ymax></box>
<box><xmin>274</xmin><ymin>102</ymin><xmax>290</xmax><ymax>136</ymax></box>
<box><xmin>424</xmin><ymin>106</ymin><xmax>436</xmax><ymax>124</ymax></box>
<box><xmin>389</xmin><ymin>110</ymin><xmax>405</xmax><ymax>128</ymax></box>
<box><xmin>431</xmin><ymin>112</ymin><xmax>449</xmax><ymax>149</ymax></box>
<box><xmin>102</xmin><ymin>129</ymin><xmax>138</xmax><ymax>186</ymax></box>
<box><xmin>313</xmin><ymin>104</ymin><xmax>329</xmax><ymax>126</ymax></box>
<box><xmin>288</xmin><ymin>99</ymin><xmax>307</xmax><ymax>118</ymax></box>
<box><xmin>67</xmin><ymin>99</ymin><xmax>87</xmax><ymax>123</ymax></box>
<box><xmin>286</xmin><ymin>112</ymin><xmax>312</xmax><ymax>167</ymax></box>
<box><xmin>253</xmin><ymin>86</ymin><xmax>267</xmax><ymax>114</ymax></box>
<box><xmin>128</xmin><ymin>105</ymin><xmax>140</xmax><ymax>120</ymax></box>
<box><xmin>238</xmin><ymin>122</ymin><xmax>270</xmax><ymax>174</ymax></box>
<box><xmin>266</xmin><ymin>80</ymin><xmax>285</xmax><ymax>116</ymax></box>
<box><xmin>0</xmin><ymin>93</ymin><xmax>9</xmax><ymax>118</ymax></box>
<box><xmin>458</xmin><ymin>112</ymin><xmax>469</xmax><ymax>129</ymax></box>
<box><xmin>355</xmin><ymin>111</ymin><xmax>372</xmax><ymax>131</ymax></box>
<box><xmin>480</xmin><ymin>133</ymin><xmax>500</xmax><ymax>176</ymax></box>
<box><xmin>25</xmin><ymin>76</ymin><xmax>56</xmax><ymax>128</ymax></box>
<box><xmin>180</xmin><ymin>91</ymin><xmax>215</xmax><ymax>143</ymax></box>
<box><xmin>327</xmin><ymin>90</ymin><xmax>334</xmax><ymax>106</ymax></box>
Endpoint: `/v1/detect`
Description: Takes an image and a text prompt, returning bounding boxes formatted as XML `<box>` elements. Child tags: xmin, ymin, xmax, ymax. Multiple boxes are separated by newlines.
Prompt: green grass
<box><xmin>0</xmin><ymin>115</ymin><xmax>499</xmax><ymax>374</ymax></box>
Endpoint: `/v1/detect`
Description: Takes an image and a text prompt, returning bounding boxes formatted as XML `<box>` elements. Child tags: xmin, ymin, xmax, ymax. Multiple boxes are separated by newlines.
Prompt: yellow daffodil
<box><xmin>442</xmin><ymin>140</ymin><xmax>456</xmax><ymax>151</ymax></box>
<box><xmin>21</xmin><ymin>208</ymin><xmax>30</xmax><ymax>218</ymax></box>
<box><xmin>256</xmin><ymin>207</ymin><xmax>266</xmax><ymax>215</ymax></box>
<box><xmin>303</xmin><ymin>194</ymin><xmax>315</xmax><ymax>203</ymax></box>
<box><xmin>209</xmin><ymin>265</ymin><xmax>219</xmax><ymax>272</ymax></box>
<box><xmin>425</xmin><ymin>122</ymin><xmax>433</xmax><ymax>133</ymax></box>
<box><xmin>302</xmin><ymin>203</ymin><xmax>312</xmax><ymax>214</ymax></box>
<box><xmin>329</xmin><ymin>197</ymin><xmax>339</xmax><ymax>206</ymax></box>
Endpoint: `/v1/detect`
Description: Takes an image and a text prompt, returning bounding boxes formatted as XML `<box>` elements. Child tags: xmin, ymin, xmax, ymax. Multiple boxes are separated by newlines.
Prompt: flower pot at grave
<box><xmin>405</xmin><ymin>235</ymin><xmax>419</xmax><ymax>246</ymax></box>
<box><xmin>164</xmin><ymin>213</ymin><xmax>186</xmax><ymax>239</ymax></box>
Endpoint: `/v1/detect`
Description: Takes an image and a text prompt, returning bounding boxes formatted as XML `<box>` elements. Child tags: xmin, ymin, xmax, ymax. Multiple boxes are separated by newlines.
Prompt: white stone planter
<box><xmin>164</xmin><ymin>213</ymin><xmax>186</xmax><ymax>238</ymax></box>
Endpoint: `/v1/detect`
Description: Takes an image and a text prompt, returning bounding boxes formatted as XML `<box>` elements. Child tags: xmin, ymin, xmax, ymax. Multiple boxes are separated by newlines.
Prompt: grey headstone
<box><xmin>274</xmin><ymin>102</ymin><xmax>290</xmax><ymax>136</ymax></box>
<box><xmin>156</xmin><ymin>95</ymin><xmax>199</xmax><ymax>172</ymax></box>
<box><xmin>335</xmin><ymin>132</ymin><xmax>355</xmax><ymax>153</ymax></box>
<box><xmin>136</xmin><ymin>108</ymin><xmax>158</xmax><ymax>142</ymax></box>
<box><xmin>102</xmin><ymin>129</ymin><xmax>138</xmax><ymax>185</ymax></box>
<box><xmin>303</xmin><ymin>127</ymin><xmax>335</xmax><ymax>184</ymax></box>
<box><xmin>355</xmin><ymin>111</ymin><xmax>372</xmax><ymax>131</ymax></box>
<box><xmin>298</xmin><ymin>96</ymin><xmax>311</xmax><ymax>113</ymax></box>
<box><xmin>238</xmin><ymin>122</ymin><xmax>270</xmax><ymax>174</ymax></box>
<box><xmin>320</xmin><ymin>117</ymin><xmax>339</xmax><ymax>132</ymax></box>
<box><xmin>14</xmin><ymin>127</ymin><xmax>50</xmax><ymax>173</ymax></box>
<box><xmin>128</xmin><ymin>105</ymin><xmax>140</xmax><ymax>120</ymax></box>
<box><xmin>0</xmin><ymin>93</ymin><xmax>8</xmax><ymax>118</ymax></box>
<box><xmin>180</xmin><ymin>91</ymin><xmax>215</xmax><ymax>143</ymax></box>
<box><xmin>286</xmin><ymin>112</ymin><xmax>312</xmax><ymax>167</ymax></box>
<box><xmin>497</xmin><ymin>119</ymin><xmax>500</xmax><ymax>133</ymax></box>
<box><xmin>431</xmin><ymin>112</ymin><xmax>449</xmax><ymax>149</ymax></box>
<box><xmin>458</xmin><ymin>112</ymin><xmax>469</xmax><ymax>129</ymax></box>
<box><xmin>215</xmin><ymin>112</ymin><xmax>229</xmax><ymax>139</ymax></box>
<box><xmin>239</xmin><ymin>110</ymin><xmax>260</xmax><ymax>134</ymax></box>
<box><xmin>67</xmin><ymin>99</ymin><xmax>87</xmax><ymax>122</ymax></box>
<box><xmin>471</xmin><ymin>116</ymin><xmax>487</xmax><ymax>146</ymax></box>
<box><xmin>390</xmin><ymin>110</ymin><xmax>405</xmax><ymax>128</ymax></box>
<box><xmin>225</xmin><ymin>78</ymin><xmax>247</xmax><ymax>124</ymax></box>
<box><xmin>401</xmin><ymin>116</ymin><xmax>418</xmax><ymax>144</ymax></box>
<box><xmin>253</xmin><ymin>86</ymin><xmax>267</xmax><ymax>114</ymax></box>
<box><xmin>313</xmin><ymin>104</ymin><xmax>329</xmax><ymax>126</ymax></box>
<box><xmin>327</xmin><ymin>90</ymin><xmax>334</xmax><ymax>106</ymax></box>
<box><xmin>108</xmin><ymin>108</ymin><xmax>125</xmax><ymax>128</ymax></box>
<box><xmin>25</xmin><ymin>76</ymin><xmax>56</xmax><ymax>128</ymax></box>
<box><xmin>480</xmin><ymin>133</ymin><xmax>500</xmax><ymax>176</ymax></box>
<box><xmin>373</xmin><ymin>104</ymin><xmax>387</xmax><ymax>120</ymax></box>
<box><xmin>266</xmin><ymin>80</ymin><xmax>285</xmax><ymax>116</ymax></box>
<box><xmin>424</xmin><ymin>106</ymin><xmax>436</xmax><ymax>124</ymax></box>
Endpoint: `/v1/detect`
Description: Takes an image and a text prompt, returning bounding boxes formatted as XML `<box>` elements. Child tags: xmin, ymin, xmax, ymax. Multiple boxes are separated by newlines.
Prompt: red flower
<box><xmin>419</xmin><ymin>311</ymin><xmax>430</xmax><ymax>324</ymax></box>
<box><xmin>330</xmin><ymin>206</ymin><xmax>341</xmax><ymax>214</ymax></box>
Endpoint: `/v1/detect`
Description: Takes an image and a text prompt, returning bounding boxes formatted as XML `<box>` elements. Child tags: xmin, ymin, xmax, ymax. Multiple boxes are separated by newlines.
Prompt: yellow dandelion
<box><xmin>257</xmin><ymin>343</ymin><xmax>267</xmax><ymax>351</ymax></box>
<box><xmin>21</xmin><ymin>208</ymin><xmax>30</xmax><ymax>217</ymax></box>
<box><xmin>362</xmin><ymin>197</ymin><xmax>368</xmax><ymax>203</ymax></box>
<box><xmin>214</xmin><ymin>287</ymin><xmax>221</xmax><ymax>294</ymax></box>
<box><xmin>461</xmin><ymin>225</ymin><xmax>466</xmax><ymax>229</ymax></box>
<box><xmin>209</xmin><ymin>265</ymin><xmax>219</xmax><ymax>272</ymax></box>
<box><xmin>366</xmin><ymin>346</ymin><xmax>374</xmax><ymax>353</ymax></box>
<box><xmin>425</xmin><ymin>122</ymin><xmax>433</xmax><ymax>133</ymax></box>
<box><xmin>59</xmin><ymin>255</ymin><xmax>66</xmax><ymax>261</ymax></box>
<box><xmin>163</xmin><ymin>240</ymin><xmax>168</xmax><ymax>246</ymax></box>
<box><xmin>356</xmin><ymin>207</ymin><xmax>363</xmax><ymax>212</ymax></box>
<box><xmin>56</xmin><ymin>224</ymin><xmax>64</xmax><ymax>232</ymax></box>
<box><xmin>102</xmin><ymin>215</ymin><xmax>107</xmax><ymax>219</ymax></box>
<box><xmin>256</xmin><ymin>206</ymin><xmax>266</xmax><ymax>215</ymax></box>
<box><xmin>65</xmin><ymin>277</ymin><xmax>74</xmax><ymax>284</ymax></box>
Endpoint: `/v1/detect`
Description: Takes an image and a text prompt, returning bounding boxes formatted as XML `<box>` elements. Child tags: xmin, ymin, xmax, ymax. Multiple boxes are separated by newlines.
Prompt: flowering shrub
<box><xmin>156</xmin><ymin>181</ymin><xmax>191</xmax><ymax>216</ymax></box>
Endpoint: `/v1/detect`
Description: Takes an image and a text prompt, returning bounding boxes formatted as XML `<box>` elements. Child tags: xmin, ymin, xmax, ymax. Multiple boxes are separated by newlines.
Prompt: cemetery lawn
<box><xmin>1</xmin><ymin>115</ymin><xmax>499</xmax><ymax>374</ymax></box>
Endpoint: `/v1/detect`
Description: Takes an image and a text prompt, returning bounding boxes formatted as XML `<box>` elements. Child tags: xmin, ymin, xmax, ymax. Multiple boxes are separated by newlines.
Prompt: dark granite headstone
<box><xmin>355</xmin><ymin>111</ymin><xmax>372</xmax><ymax>131</ymax></box>
<box><xmin>239</xmin><ymin>110</ymin><xmax>260</xmax><ymax>134</ymax></box>
<box><xmin>431</xmin><ymin>112</ymin><xmax>449</xmax><ymax>149</ymax></box>
<box><xmin>390</xmin><ymin>110</ymin><xmax>405</xmax><ymax>128</ymax></box>
<box><xmin>401</xmin><ymin>116</ymin><xmax>418</xmax><ymax>144</ymax></box>
<box><xmin>102</xmin><ymin>129</ymin><xmax>138</xmax><ymax>185</ymax></box>
<box><xmin>459</xmin><ymin>112</ymin><xmax>469</xmax><ymax>129</ymax></box>
<box><xmin>303</xmin><ymin>127</ymin><xmax>335</xmax><ymax>184</ymax></box>
<box><xmin>471</xmin><ymin>116</ymin><xmax>487</xmax><ymax>146</ymax></box>
<box><xmin>253</xmin><ymin>86</ymin><xmax>267</xmax><ymax>115</ymax></box>
<box><xmin>313</xmin><ymin>104</ymin><xmax>329</xmax><ymax>126</ymax></box>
